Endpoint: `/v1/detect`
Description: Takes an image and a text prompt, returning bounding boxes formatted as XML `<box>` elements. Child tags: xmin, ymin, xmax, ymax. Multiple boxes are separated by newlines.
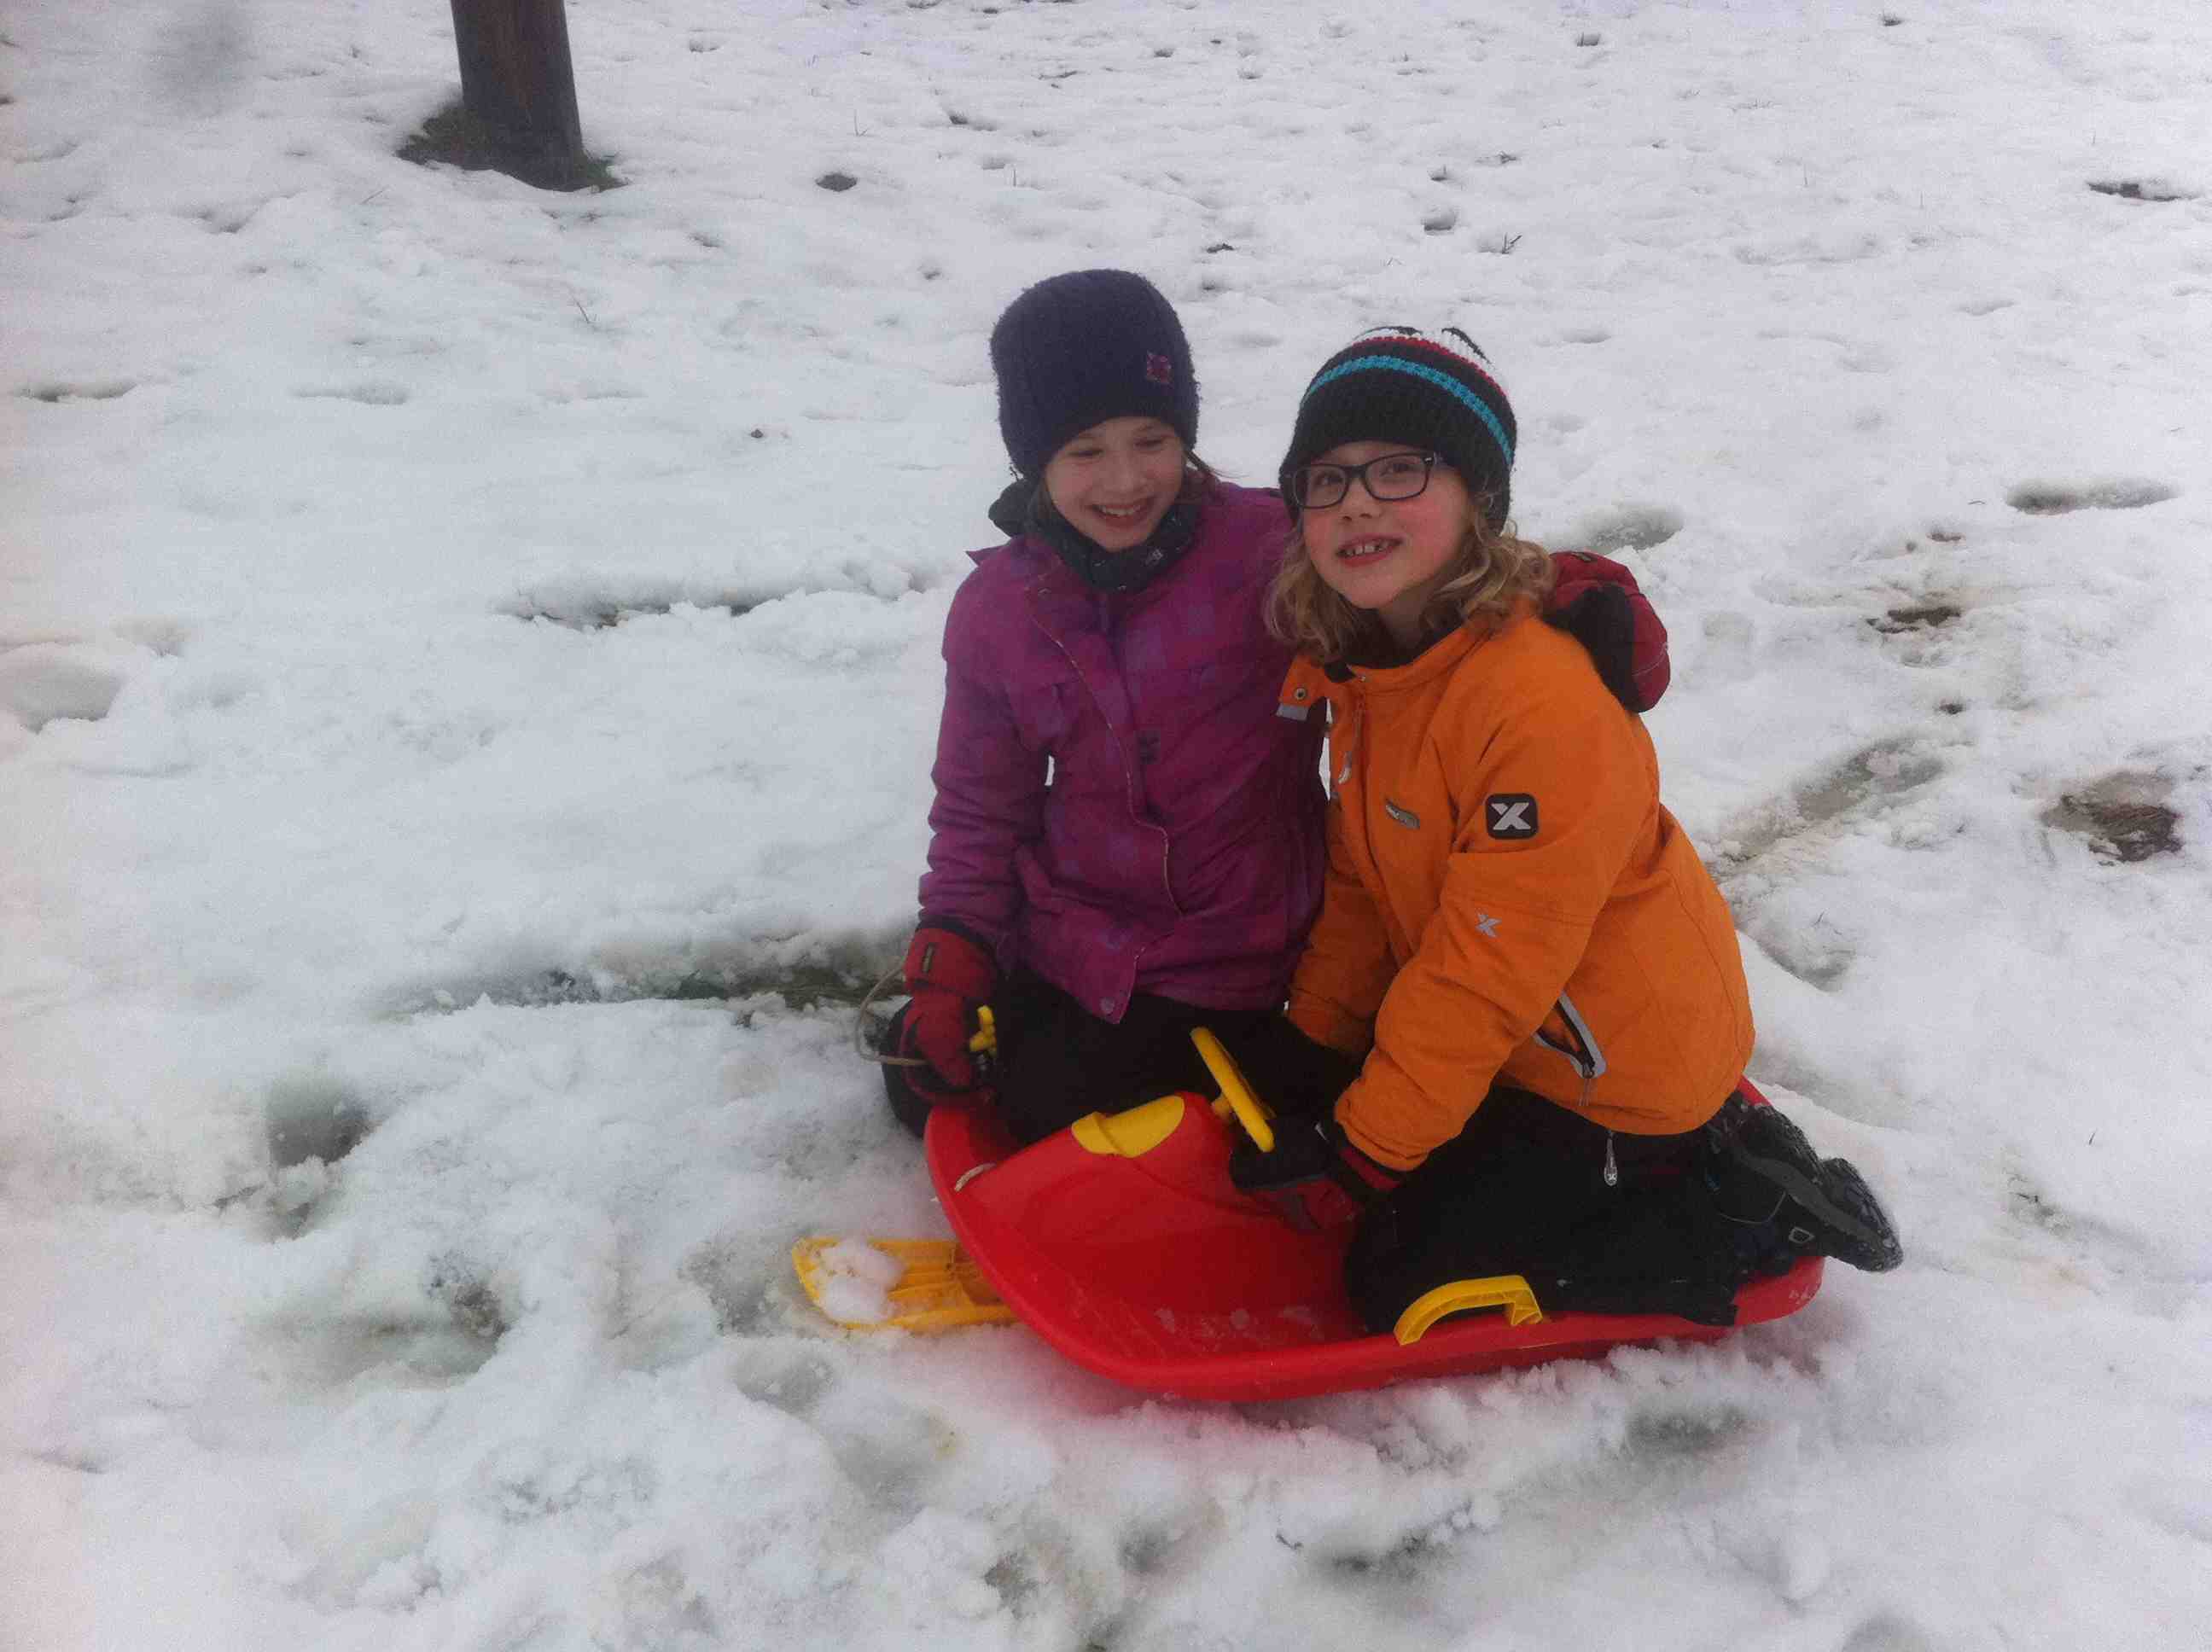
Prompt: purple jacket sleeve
<box><xmin>915</xmin><ymin>657</ymin><xmax>1046</xmax><ymax>953</ymax></box>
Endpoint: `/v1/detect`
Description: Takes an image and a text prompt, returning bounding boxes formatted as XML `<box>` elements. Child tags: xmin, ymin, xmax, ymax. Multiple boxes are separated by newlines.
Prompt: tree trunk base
<box><xmin>399</xmin><ymin>99</ymin><xmax>617</xmax><ymax>193</ymax></box>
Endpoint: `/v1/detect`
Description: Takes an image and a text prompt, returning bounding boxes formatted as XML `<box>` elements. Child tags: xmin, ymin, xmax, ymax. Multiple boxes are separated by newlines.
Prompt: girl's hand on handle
<box><xmin>899</xmin><ymin>922</ymin><xmax>998</xmax><ymax>1102</ymax></box>
<box><xmin>1229</xmin><ymin>1115</ymin><xmax>1404</xmax><ymax>1233</ymax></box>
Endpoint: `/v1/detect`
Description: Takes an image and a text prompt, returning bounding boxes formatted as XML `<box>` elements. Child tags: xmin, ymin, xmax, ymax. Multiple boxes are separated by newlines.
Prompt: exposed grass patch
<box><xmin>504</xmin><ymin>597</ymin><xmax>757</xmax><ymax>631</ymax></box>
<box><xmin>527</xmin><ymin>962</ymin><xmax>874</xmax><ymax>1009</ymax></box>
<box><xmin>399</xmin><ymin>99</ymin><xmax>621</xmax><ymax>193</ymax></box>
<box><xmin>2042</xmin><ymin>773</ymin><xmax>2182</xmax><ymax>864</ymax></box>
<box><xmin>1870</xmin><ymin>602</ymin><xmax>1962</xmax><ymax>634</ymax></box>
<box><xmin>396</xmin><ymin>953</ymin><xmax>884</xmax><ymax>1019</ymax></box>
<box><xmin>2087</xmin><ymin>178</ymin><xmax>2196</xmax><ymax>203</ymax></box>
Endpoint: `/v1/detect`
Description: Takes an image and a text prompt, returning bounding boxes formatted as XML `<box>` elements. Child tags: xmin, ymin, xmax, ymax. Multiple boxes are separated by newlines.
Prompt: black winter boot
<box><xmin>1701</xmin><ymin>1094</ymin><xmax>1903</xmax><ymax>1274</ymax></box>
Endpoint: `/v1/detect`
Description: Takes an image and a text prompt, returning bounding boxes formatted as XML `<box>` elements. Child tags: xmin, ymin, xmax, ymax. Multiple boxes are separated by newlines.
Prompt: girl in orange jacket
<box><xmin>1235</xmin><ymin>326</ymin><xmax>1901</xmax><ymax>1332</ymax></box>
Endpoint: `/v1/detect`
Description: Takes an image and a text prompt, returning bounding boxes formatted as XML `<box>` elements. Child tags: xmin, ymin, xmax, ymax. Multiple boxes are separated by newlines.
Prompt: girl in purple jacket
<box><xmin>886</xmin><ymin>270</ymin><xmax>1665</xmax><ymax>1144</ymax></box>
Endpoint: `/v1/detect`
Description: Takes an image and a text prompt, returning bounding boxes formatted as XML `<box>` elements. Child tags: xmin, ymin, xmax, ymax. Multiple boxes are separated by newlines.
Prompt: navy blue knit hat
<box><xmin>989</xmin><ymin>270</ymin><xmax>1199</xmax><ymax>479</ymax></box>
<box><xmin>1279</xmin><ymin>326</ymin><xmax>1516</xmax><ymax>528</ymax></box>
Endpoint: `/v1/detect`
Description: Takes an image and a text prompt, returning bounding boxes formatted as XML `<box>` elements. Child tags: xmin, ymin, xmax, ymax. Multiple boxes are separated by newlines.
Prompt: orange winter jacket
<box><xmin>1279</xmin><ymin>611</ymin><xmax>1754</xmax><ymax>1172</ymax></box>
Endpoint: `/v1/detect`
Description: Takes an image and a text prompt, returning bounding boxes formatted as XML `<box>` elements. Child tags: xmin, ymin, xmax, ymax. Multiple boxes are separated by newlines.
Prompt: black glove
<box><xmin>1229</xmin><ymin>1115</ymin><xmax>1404</xmax><ymax>1233</ymax></box>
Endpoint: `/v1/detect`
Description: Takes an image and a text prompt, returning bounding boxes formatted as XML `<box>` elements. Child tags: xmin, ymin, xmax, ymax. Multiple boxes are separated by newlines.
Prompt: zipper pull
<box><xmin>1603</xmin><ymin>1132</ymin><xmax>1619</xmax><ymax>1189</ymax></box>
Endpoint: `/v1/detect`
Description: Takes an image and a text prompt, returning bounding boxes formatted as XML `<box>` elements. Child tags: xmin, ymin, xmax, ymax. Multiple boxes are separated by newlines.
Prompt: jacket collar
<box><xmin>988</xmin><ymin>477</ymin><xmax>1202</xmax><ymax>596</ymax></box>
<box><xmin>1294</xmin><ymin>625</ymin><xmax>1486</xmax><ymax>704</ymax></box>
<box><xmin>1342</xmin><ymin>625</ymin><xmax>1481</xmax><ymax>692</ymax></box>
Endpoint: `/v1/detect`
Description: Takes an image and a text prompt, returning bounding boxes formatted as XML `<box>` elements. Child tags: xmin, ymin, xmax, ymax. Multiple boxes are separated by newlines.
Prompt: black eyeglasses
<box><xmin>1286</xmin><ymin>451</ymin><xmax>1440</xmax><ymax>511</ymax></box>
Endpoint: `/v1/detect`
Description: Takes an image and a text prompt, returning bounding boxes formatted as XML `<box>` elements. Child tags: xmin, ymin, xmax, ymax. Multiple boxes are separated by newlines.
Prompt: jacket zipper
<box><xmin>1032</xmin><ymin>598</ymin><xmax>1180</xmax><ymax>913</ymax></box>
<box><xmin>1030</xmin><ymin>593</ymin><xmax>1180</xmax><ymax>1017</ymax></box>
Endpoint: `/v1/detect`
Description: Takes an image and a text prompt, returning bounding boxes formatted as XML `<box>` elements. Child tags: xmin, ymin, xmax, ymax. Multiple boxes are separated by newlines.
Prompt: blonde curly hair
<box><xmin>1266</xmin><ymin>493</ymin><xmax>1557</xmax><ymax>665</ymax></box>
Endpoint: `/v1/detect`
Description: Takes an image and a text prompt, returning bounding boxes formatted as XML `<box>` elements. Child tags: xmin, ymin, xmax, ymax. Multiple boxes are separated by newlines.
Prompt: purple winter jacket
<box><xmin>917</xmin><ymin>481</ymin><xmax>1327</xmax><ymax>1022</ymax></box>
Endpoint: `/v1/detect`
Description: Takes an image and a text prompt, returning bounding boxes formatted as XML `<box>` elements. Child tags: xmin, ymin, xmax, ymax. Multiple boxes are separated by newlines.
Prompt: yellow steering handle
<box><xmin>968</xmin><ymin>1004</ymin><xmax>997</xmax><ymax>1056</ymax></box>
<box><xmin>1190</xmin><ymin>1027</ymin><xmax>1275</xmax><ymax>1154</ymax></box>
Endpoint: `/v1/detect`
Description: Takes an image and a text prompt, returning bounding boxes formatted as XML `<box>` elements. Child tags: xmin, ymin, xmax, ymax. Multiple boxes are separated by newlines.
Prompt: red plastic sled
<box><xmin>923</xmin><ymin>1074</ymin><xmax>1821</xmax><ymax>1404</ymax></box>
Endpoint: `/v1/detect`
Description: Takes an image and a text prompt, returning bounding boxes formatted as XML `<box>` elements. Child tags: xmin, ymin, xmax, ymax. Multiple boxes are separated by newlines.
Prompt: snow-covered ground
<box><xmin>5</xmin><ymin>1</ymin><xmax>2210</xmax><ymax>1645</ymax></box>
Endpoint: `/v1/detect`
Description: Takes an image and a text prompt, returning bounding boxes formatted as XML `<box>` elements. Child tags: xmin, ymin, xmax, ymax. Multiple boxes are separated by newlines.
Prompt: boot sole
<box><xmin>1734</xmin><ymin>1141</ymin><xmax>1904</xmax><ymax>1272</ymax></box>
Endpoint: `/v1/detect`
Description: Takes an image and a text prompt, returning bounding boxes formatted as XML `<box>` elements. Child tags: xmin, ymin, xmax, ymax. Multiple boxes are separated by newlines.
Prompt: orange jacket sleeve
<box><xmin>1286</xmin><ymin>810</ymin><xmax>1396</xmax><ymax>1058</ymax></box>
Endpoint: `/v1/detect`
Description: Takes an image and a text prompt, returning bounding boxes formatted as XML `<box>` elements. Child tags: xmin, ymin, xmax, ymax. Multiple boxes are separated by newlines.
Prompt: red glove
<box><xmin>1544</xmin><ymin>550</ymin><xmax>1671</xmax><ymax>713</ymax></box>
<box><xmin>898</xmin><ymin>922</ymin><xmax>998</xmax><ymax>1103</ymax></box>
<box><xmin>1229</xmin><ymin>1115</ymin><xmax>1405</xmax><ymax>1233</ymax></box>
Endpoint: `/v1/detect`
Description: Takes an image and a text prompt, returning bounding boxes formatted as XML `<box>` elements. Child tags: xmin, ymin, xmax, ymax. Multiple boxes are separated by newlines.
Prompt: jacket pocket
<box><xmin>1012</xmin><ymin>675</ymin><xmax>1080</xmax><ymax>755</ymax></box>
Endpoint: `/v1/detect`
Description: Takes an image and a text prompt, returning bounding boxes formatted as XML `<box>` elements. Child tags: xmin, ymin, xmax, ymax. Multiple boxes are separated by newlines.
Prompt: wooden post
<box><xmin>448</xmin><ymin>0</ymin><xmax>585</xmax><ymax>189</ymax></box>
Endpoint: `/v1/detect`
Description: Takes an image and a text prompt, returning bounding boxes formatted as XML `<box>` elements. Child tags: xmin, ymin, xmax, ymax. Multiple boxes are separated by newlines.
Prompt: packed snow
<box><xmin>5</xmin><ymin>1</ymin><xmax>2210</xmax><ymax>1647</ymax></box>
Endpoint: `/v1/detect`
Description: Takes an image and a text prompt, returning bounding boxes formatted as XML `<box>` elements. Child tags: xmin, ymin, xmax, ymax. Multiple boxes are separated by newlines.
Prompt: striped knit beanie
<box><xmin>990</xmin><ymin>270</ymin><xmax>1199</xmax><ymax>480</ymax></box>
<box><xmin>1278</xmin><ymin>326</ymin><xmax>1516</xmax><ymax>528</ymax></box>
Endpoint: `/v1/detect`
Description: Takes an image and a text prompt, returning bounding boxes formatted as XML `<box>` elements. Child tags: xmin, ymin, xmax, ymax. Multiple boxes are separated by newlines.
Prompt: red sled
<box><xmin>797</xmin><ymin>1038</ymin><xmax>1821</xmax><ymax>1403</ymax></box>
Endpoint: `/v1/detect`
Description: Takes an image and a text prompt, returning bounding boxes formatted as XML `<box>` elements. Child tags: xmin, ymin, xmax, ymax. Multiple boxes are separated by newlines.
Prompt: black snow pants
<box><xmin>882</xmin><ymin>968</ymin><xmax>1284</xmax><ymax>1146</ymax></box>
<box><xmin>1342</xmin><ymin>1085</ymin><xmax>1747</xmax><ymax>1335</ymax></box>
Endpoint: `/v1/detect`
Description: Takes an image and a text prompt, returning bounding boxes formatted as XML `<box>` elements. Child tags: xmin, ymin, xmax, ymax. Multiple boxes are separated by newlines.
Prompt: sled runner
<box><xmin>796</xmin><ymin>1033</ymin><xmax>1821</xmax><ymax>1403</ymax></box>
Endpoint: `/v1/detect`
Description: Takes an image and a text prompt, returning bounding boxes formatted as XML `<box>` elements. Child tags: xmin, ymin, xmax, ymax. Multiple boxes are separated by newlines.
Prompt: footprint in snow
<box><xmin>291</xmin><ymin>381</ymin><xmax>410</xmax><ymax>407</ymax></box>
<box><xmin>1789</xmin><ymin>740</ymin><xmax>1946</xmax><ymax>835</ymax></box>
<box><xmin>1866</xmin><ymin>598</ymin><xmax>1967</xmax><ymax>668</ymax></box>
<box><xmin>498</xmin><ymin>570</ymin><xmax>798</xmax><ymax>629</ymax></box>
<box><xmin>265</xmin><ymin>1071</ymin><xmax>375</xmax><ymax>1171</ymax></box>
<box><xmin>243</xmin><ymin>1299</ymin><xmax>501</xmax><ymax>1394</ymax></box>
<box><xmin>2087</xmin><ymin>177</ymin><xmax>2198</xmax><ymax>203</ymax></box>
<box><xmin>2005</xmin><ymin>479</ymin><xmax>2177</xmax><ymax>515</ymax></box>
<box><xmin>0</xmin><ymin>645</ymin><xmax>125</xmax><ymax>731</ymax></box>
<box><xmin>1710</xmin><ymin>735</ymin><xmax>1949</xmax><ymax>987</ymax></box>
<box><xmin>20</xmin><ymin>378</ymin><xmax>135</xmax><ymax>403</ymax></box>
<box><xmin>1840</xmin><ymin>1613</ymin><xmax>1941</xmax><ymax>1652</ymax></box>
<box><xmin>1573</xmin><ymin>503</ymin><xmax>1684</xmax><ymax>556</ymax></box>
<box><xmin>1627</xmin><ymin>1402</ymin><xmax>1753</xmax><ymax>1459</ymax></box>
<box><xmin>729</xmin><ymin>1347</ymin><xmax>838</xmax><ymax>1416</ymax></box>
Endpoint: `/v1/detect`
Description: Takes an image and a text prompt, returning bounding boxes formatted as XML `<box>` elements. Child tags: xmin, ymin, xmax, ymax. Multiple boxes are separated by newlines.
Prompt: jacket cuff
<box><xmin>914</xmin><ymin>913</ymin><xmax>999</xmax><ymax>957</ymax></box>
<box><xmin>1286</xmin><ymin>992</ymin><xmax>1375</xmax><ymax>1062</ymax></box>
<box><xmin>1333</xmin><ymin>1100</ymin><xmax>1429</xmax><ymax>1176</ymax></box>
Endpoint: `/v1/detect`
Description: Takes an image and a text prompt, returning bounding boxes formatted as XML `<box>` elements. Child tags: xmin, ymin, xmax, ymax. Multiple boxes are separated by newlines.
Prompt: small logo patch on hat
<box><xmin>1486</xmin><ymin>794</ymin><xmax>1538</xmax><ymax>839</ymax></box>
<box><xmin>1145</xmin><ymin>352</ymin><xmax>1173</xmax><ymax>385</ymax></box>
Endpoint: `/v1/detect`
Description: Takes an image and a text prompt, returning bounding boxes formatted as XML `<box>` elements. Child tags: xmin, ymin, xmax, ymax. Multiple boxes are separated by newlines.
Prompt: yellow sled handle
<box><xmin>1190</xmin><ymin>1027</ymin><xmax>1274</xmax><ymax>1155</ymax></box>
<box><xmin>1393</xmin><ymin>1275</ymin><xmax>1545</xmax><ymax>1344</ymax></box>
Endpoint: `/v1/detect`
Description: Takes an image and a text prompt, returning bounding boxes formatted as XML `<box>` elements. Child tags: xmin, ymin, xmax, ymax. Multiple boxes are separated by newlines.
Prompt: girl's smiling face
<box><xmin>1041</xmin><ymin>416</ymin><xmax>1186</xmax><ymax>550</ymax></box>
<box><xmin>1297</xmin><ymin>439</ymin><xmax>1476</xmax><ymax>648</ymax></box>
